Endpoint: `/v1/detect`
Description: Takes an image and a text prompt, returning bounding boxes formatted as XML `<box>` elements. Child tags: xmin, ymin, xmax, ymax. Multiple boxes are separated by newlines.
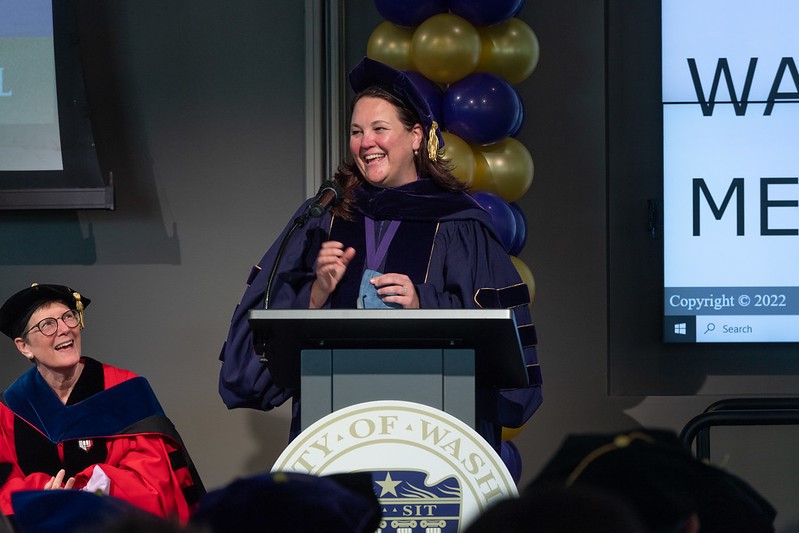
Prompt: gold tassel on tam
<box><xmin>427</xmin><ymin>122</ymin><xmax>439</xmax><ymax>161</ymax></box>
<box><xmin>72</xmin><ymin>291</ymin><xmax>86</xmax><ymax>329</ymax></box>
<box><xmin>565</xmin><ymin>431</ymin><xmax>655</xmax><ymax>487</ymax></box>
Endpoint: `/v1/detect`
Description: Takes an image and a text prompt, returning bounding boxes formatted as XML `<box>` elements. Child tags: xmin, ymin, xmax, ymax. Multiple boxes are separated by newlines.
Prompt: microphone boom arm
<box><xmin>257</xmin><ymin>180</ymin><xmax>341</xmax><ymax>362</ymax></box>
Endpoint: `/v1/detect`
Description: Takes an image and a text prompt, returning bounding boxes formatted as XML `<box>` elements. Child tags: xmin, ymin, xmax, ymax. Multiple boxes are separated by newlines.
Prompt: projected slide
<box><xmin>662</xmin><ymin>0</ymin><xmax>799</xmax><ymax>343</ymax></box>
<box><xmin>0</xmin><ymin>0</ymin><xmax>62</xmax><ymax>171</ymax></box>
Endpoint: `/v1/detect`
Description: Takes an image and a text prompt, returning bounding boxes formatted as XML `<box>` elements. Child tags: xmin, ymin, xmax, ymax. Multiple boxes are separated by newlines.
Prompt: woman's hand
<box><xmin>371</xmin><ymin>273</ymin><xmax>420</xmax><ymax>309</ymax></box>
<box><xmin>44</xmin><ymin>469</ymin><xmax>76</xmax><ymax>490</ymax></box>
<box><xmin>310</xmin><ymin>241</ymin><xmax>356</xmax><ymax>308</ymax></box>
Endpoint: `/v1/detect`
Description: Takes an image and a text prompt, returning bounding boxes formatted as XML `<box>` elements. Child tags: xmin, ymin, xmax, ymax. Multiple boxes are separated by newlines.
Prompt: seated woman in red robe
<box><xmin>0</xmin><ymin>284</ymin><xmax>204</xmax><ymax>526</ymax></box>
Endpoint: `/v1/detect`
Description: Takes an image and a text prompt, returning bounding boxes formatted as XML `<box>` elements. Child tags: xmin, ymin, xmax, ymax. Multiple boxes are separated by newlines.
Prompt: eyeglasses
<box><xmin>22</xmin><ymin>309</ymin><xmax>81</xmax><ymax>337</ymax></box>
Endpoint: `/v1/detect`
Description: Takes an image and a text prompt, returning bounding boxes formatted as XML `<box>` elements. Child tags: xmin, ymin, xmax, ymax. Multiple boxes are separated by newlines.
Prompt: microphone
<box><xmin>308</xmin><ymin>180</ymin><xmax>342</xmax><ymax>218</ymax></box>
<box><xmin>261</xmin><ymin>179</ymin><xmax>343</xmax><ymax>319</ymax></box>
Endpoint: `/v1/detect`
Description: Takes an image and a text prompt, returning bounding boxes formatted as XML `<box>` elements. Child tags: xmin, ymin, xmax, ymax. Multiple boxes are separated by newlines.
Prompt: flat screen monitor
<box><xmin>607</xmin><ymin>0</ymin><xmax>799</xmax><ymax>395</ymax></box>
<box><xmin>0</xmin><ymin>0</ymin><xmax>112</xmax><ymax>209</ymax></box>
<box><xmin>661</xmin><ymin>0</ymin><xmax>799</xmax><ymax>343</ymax></box>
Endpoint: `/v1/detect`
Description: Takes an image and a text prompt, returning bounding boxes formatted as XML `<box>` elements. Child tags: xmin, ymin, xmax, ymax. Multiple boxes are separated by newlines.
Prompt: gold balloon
<box><xmin>441</xmin><ymin>132</ymin><xmax>475</xmax><ymax>188</ymax></box>
<box><xmin>471</xmin><ymin>137</ymin><xmax>533</xmax><ymax>202</ymax></box>
<box><xmin>411</xmin><ymin>14</ymin><xmax>480</xmax><ymax>84</ymax></box>
<box><xmin>367</xmin><ymin>21</ymin><xmax>415</xmax><ymax>71</ymax></box>
<box><xmin>502</xmin><ymin>424</ymin><xmax>526</xmax><ymax>441</ymax></box>
<box><xmin>510</xmin><ymin>255</ymin><xmax>536</xmax><ymax>305</ymax></box>
<box><xmin>470</xmin><ymin>150</ymin><xmax>498</xmax><ymax>194</ymax></box>
<box><xmin>478</xmin><ymin>18</ymin><xmax>540</xmax><ymax>84</ymax></box>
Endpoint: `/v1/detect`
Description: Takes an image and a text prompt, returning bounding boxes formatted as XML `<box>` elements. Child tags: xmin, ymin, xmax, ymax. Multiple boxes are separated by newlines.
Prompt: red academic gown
<box><xmin>0</xmin><ymin>357</ymin><xmax>203</xmax><ymax>523</ymax></box>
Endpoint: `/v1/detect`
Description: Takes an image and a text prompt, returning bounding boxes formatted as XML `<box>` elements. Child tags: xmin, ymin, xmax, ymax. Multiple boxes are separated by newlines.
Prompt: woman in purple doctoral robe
<box><xmin>218</xmin><ymin>57</ymin><xmax>542</xmax><ymax>456</ymax></box>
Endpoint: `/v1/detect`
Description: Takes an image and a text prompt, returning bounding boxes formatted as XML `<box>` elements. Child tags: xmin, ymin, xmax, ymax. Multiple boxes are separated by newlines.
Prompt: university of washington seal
<box><xmin>273</xmin><ymin>400</ymin><xmax>517</xmax><ymax>532</ymax></box>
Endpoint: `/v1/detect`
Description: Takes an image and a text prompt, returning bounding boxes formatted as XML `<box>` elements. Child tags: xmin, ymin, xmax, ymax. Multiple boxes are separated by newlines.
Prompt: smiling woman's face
<box><xmin>15</xmin><ymin>301</ymin><xmax>82</xmax><ymax>372</ymax></box>
<box><xmin>349</xmin><ymin>96</ymin><xmax>422</xmax><ymax>189</ymax></box>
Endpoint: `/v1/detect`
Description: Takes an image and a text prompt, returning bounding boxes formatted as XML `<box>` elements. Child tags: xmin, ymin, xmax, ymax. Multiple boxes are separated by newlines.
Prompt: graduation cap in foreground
<box><xmin>190</xmin><ymin>471</ymin><xmax>381</xmax><ymax>533</ymax></box>
<box><xmin>464</xmin><ymin>482</ymin><xmax>648</xmax><ymax>533</ymax></box>
<box><xmin>11</xmin><ymin>490</ymin><xmax>158</xmax><ymax>533</ymax></box>
<box><xmin>349</xmin><ymin>57</ymin><xmax>444</xmax><ymax>161</ymax></box>
<box><xmin>526</xmin><ymin>428</ymin><xmax>776</xmax><ymax>533</ymax></box>
<box><xmin>0</xmin><ymin>283</ymin><xmax>90</xmax><ymax>339</ymax></box>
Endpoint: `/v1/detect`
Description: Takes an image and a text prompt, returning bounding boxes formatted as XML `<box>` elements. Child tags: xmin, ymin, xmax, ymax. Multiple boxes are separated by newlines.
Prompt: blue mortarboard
<box><xmin>349</xmin><ymin>57</ymin><xmax>444</xmax><ymax>160</ymax></box>
<box><xmin>11</xmin><ymin>490</ymin><xmax>154</xmax><ymax>533</ymax></box>
<box><xmin>190</xmin><ymin>471</ymin><xmax>382</xmax><ymax>533</ymax></box>
<box><xmin>526</xmin><ymin>429</ymin><xmax>776</xmax><ymax>533</ymax></box>
<box><xmin>0</xmin><ymin>284</ymin><xmax>90</xmax><ymax>339</ymax></box>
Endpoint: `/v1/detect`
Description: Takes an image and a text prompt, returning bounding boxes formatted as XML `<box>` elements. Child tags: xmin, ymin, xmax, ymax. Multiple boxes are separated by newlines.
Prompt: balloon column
<box><xmin>368</xmin><ymin>0</ymin><xmax>539</xmax><ymax>475</ymax></box>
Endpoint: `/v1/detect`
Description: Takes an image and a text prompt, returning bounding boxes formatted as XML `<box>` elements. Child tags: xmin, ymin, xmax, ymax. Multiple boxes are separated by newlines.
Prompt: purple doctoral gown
<box><xmin>218</xmin><ymin>179</ymin><xmax>543</xmax><ymax>451</ymax></box>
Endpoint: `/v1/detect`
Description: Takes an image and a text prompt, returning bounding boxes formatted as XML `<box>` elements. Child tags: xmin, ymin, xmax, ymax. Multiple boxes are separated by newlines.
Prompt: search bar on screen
<box><xmin>695</xmin><ymin>316</ymin><xmax>799</xmax><ymax>342</ymax></box>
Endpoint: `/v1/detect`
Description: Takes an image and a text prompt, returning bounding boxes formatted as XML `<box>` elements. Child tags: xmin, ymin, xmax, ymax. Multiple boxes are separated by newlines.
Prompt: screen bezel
<box><xmin>0</xmin><ymin>0</ymin><xmax>112</xmax><ymax>210</ymax></box>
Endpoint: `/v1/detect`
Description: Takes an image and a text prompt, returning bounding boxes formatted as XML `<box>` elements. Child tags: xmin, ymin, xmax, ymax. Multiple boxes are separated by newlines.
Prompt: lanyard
<box><xmin>364</xmin><ymin>217</ymin><xmax>401</xmax><ymax>271</ymax></box>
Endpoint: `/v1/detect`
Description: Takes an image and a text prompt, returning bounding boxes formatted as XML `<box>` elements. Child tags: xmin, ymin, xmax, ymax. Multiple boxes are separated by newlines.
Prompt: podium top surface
<box><xmin>248</xmin><ymin>308</ymin><xmax>528</xmax><ymax>389</ymax></box>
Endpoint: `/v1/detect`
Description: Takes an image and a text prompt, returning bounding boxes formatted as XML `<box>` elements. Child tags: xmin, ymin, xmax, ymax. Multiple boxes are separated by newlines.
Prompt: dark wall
<box><xmin>0</xmin><ymin>0</ymin><xmax>308</xmax><ymax>486</ymax></box>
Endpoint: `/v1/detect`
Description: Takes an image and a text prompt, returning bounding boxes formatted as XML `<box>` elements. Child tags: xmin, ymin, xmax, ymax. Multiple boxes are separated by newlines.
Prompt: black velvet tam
<box><xmin>349</xmin><ymin>56</ymin><xmax>445</xmax><ymax>149</ymax></box>
<box><xmin>0</xmin><ymin>284</ymin><xmax>90</xmax><ymax>339</ymax></box>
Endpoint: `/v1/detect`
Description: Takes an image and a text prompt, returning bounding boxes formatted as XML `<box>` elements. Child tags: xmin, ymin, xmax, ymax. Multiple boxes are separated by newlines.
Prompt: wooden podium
<box><xmin>248</xmin><ymin>309</ymin><xmax>528</xmax><ymax>432</ymax></box>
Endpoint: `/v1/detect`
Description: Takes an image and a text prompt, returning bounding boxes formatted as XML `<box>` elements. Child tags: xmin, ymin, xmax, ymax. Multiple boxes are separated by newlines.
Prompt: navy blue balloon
<box><xmin>443</xmin><ymin>73</ymin><xmax>521</xmax><ymax>145</ymax></box>
<box><xmin>403</xmin><ymin>70</ymin><xmax>444</xmax><ymax>127</ymax></box>
<box><xmin>374</xmin><ymin>0</ymin><xmax>448</xmax><ymax>28</ymax></box>
<box><xmin>500</xmin><ymin>441</ymin><xmax>522</xmax><ymax>484</ymax></box>
<box><xmin>450</xmin><ymin>0</ymin><xmax>525</xmax><ymax>26</ymax></box>
<box><xmin>472</xmin><ymin>191</ymin><xmax>516</xmax><ymax>252</ymax></box>
<box><xmin>510</xmin><ymin>87</ymin><xmax>524</xmax><ymax>137</ymax></box>
<box><xmin>508</xmin><ymin>202</ymin><xmax>528</xmax><ymax>256</ymax></box>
